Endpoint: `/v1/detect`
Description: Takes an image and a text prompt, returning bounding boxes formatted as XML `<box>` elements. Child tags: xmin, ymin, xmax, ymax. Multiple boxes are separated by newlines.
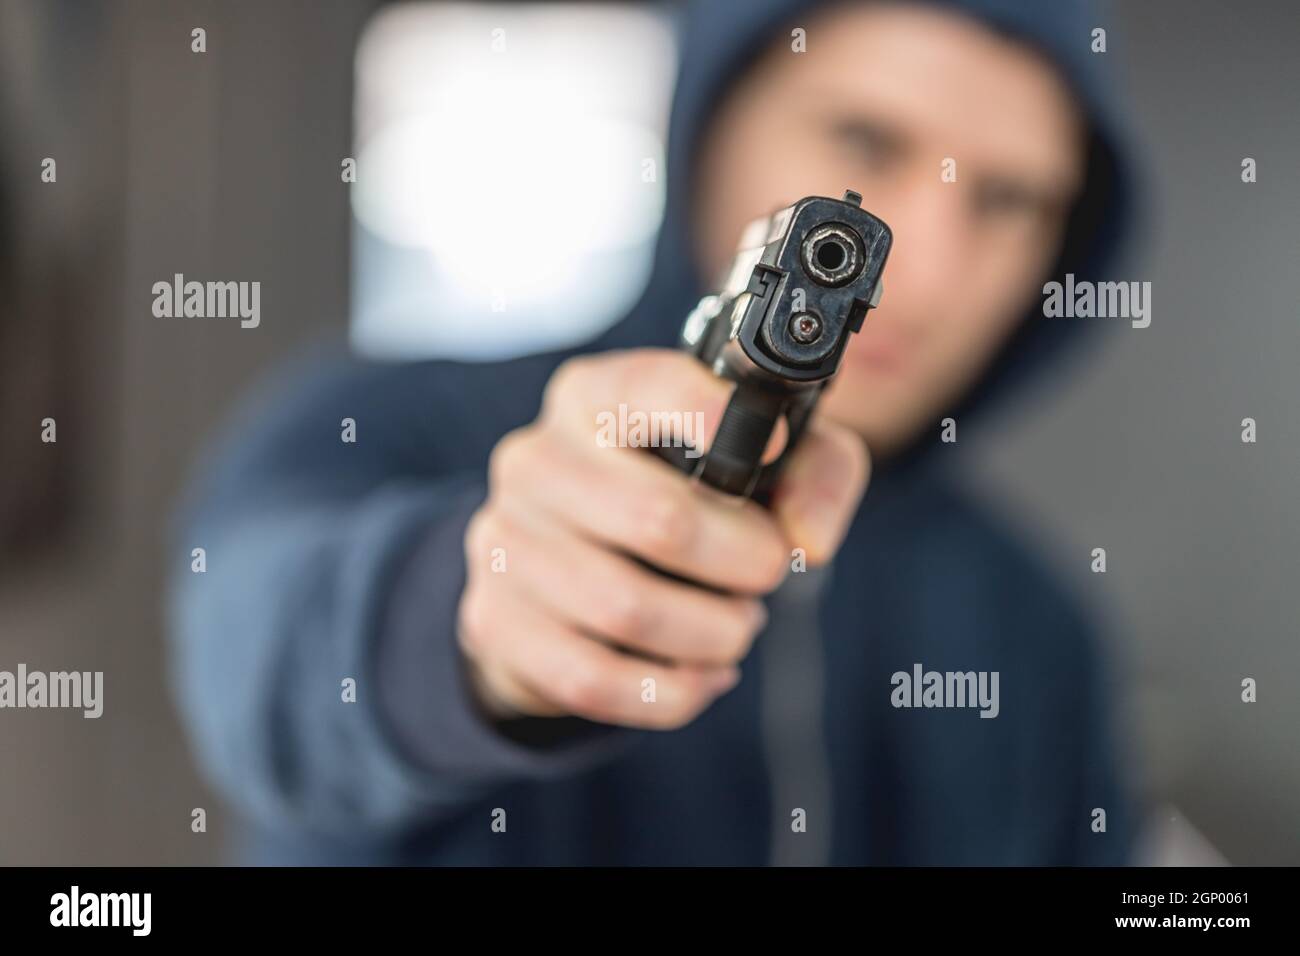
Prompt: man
<box><xmin>171</xmin><ymin>0</ymin><xmax>1138</xmax><ymax>865</ymax></box>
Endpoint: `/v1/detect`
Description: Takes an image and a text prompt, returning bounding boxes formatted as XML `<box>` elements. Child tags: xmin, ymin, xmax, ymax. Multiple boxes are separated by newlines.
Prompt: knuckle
<box><xmin>613</xmin><ymin>350</ymin><xmax>666</xmax><ymax>393</ymax></box>
<box><xmin>457</xmin><ymin>588</ymin><xmax>493</xmax><ymax>656</ymax></box>
<box><xmin>651</xmin><ymin>685</ymin><xmax>709</xmax><ymax>730</ymax></box>
<box><xmin>737</xmin><ymin>537</ymin><xmax>788</xmax><ymax>594</ymax></box>
<box><xmin>557</xmin><ymin>661</ymin><xmax>613</xmax><ymax>717</ymax></box>
<box><xmin>487</xmin><ymin>428</ymin><xmax>532</xmax><ymax>492</ymax></box>
<box><xmin>717</xmin><ymin>601</ymin><xmax>764</xmax><ymax>658</ymax></box>
<box><xmin>463</xmin><ymin>508</ymin><xmax>493</xmax><ymax>563</ymax></box>
<box><xmin>592</xmin><ymin>586</ymin><xmax>650</xmax><ymax>641</ymax></box>
<box><xmin>464</xmin><ymin>506</ymin><xmax>515</xmax><ymax>570</ymax></box>
<box><xmin>632</xmin><ymin>487</ymin><xmax>694</xmax><ymax>560</ymax></box>
<box><xmin>545</xmin><ymin>355</ymin><xmax>596</xmax><ymax>410</ymax></box>
<box><xmin>758</xmin><ymin>546</ymin><xmax>790</xmax><ymax>592</ymax></box>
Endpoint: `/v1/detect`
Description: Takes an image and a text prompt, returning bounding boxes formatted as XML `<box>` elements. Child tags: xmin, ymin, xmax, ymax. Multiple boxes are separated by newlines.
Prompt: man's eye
<box><xmin>828</xmin><ymin>119</ymin><xmax>901</xmax><ymax>169</ymax></box>
<box><xmin>974</xmin><ymin>181</ymin><xmax>1046</xmax><ymax>222</ymax></box>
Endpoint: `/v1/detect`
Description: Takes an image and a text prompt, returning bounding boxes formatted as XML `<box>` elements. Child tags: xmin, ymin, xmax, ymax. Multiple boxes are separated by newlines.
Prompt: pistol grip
<box><xmin>695</xmin><ymin>385</ymin><xmax>786</xmax><ymax>497</ymax></box>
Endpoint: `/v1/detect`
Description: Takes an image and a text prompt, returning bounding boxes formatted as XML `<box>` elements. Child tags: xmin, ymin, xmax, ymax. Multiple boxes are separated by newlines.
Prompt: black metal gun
<box><xmin>667</xmin><ymin>190</ymin><xmax>892</xmax><ymax>501</ymax></box>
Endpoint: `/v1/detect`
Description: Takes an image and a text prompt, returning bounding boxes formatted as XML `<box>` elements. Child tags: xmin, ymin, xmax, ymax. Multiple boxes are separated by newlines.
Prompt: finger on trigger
<box><xmin>769</xmin><ymin>418</ymin><xmax>870</xmax><ymax>566</ymax></box>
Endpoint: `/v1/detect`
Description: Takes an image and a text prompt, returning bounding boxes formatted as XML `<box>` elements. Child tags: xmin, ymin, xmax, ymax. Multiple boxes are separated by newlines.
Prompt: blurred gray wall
<box><xmin>0</xmin><ymin>0</ymin><xmax>1295</xmax><ymax>864</ymax></box>
<box><xmin>966</xmin><ymin>0</ymin><xmax>1300</xmax><ymax>865</ymax></box>
<box><xmin>0</xmin><ymin>0</ymin><xmax>375</xmax><ymax>864</ymax></box>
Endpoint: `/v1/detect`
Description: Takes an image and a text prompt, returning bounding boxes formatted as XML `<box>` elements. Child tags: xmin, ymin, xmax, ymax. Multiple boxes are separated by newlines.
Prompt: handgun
<box><xmin>666</xmin><ymin>190</ymin><xmax>892</xmax><ymax>501</ymax></box>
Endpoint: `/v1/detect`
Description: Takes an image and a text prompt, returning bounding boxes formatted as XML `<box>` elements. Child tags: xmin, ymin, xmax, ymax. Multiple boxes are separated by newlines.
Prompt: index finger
<box><xmin>548</xmin><ymin>349</ymin><xmax>787</xmax><ymax>464</ymax></box>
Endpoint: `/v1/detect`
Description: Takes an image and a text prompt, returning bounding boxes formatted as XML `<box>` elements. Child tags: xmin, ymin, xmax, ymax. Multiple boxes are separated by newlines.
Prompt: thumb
<box><xmin>768</xmin><ymin>418</ymin><xmax>871</xmax><ymax>566</ymax></box>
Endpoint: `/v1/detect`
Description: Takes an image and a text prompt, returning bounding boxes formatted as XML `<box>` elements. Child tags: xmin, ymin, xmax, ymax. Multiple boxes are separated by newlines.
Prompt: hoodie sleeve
<box><xmin>167</xmin><ymin>355</ymin><xmax>631</xmax><ymax>838</ymax></box>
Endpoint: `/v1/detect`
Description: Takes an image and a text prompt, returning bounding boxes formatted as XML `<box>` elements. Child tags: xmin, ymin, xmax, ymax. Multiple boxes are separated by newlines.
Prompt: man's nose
<box><xmin>874</xmin><ymin>178</ymin><xmax>973</xmax><ymax>317</ymax></box>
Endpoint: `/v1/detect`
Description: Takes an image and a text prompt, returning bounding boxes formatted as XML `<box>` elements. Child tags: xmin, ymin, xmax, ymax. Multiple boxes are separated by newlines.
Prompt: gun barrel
<box><xmin>674</xmin><ymin>190</ymin><xmax>892</xmax><ymax>501</ymax></box>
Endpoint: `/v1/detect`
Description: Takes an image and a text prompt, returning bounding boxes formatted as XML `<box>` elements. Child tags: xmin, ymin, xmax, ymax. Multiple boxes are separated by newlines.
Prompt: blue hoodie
<box><xmin>170</xmin><ymin>0</ymin><xmax>1140</xmax><ymax>865</ymax></box>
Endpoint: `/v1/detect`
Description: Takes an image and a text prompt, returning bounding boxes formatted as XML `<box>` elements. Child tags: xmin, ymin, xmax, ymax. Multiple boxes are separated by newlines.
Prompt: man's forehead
<box><xmin>766</xmin><ymin>4</ymin><xmax>1085</xmax><ymax>187</ymax></box>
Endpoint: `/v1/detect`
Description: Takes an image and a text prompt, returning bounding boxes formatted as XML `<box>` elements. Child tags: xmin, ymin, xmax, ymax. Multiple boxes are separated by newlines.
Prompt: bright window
<box><xmin>350</xmin><ymin>2</ymin><xmax>675</xmax><ymax>360</ymax></box>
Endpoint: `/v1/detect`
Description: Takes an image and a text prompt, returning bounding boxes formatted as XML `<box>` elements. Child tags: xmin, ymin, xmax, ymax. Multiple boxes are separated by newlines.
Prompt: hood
<box><xmin>601</xmin><ymin>0</ymin><xmax>1140</xmax><ymax>465</ymax></box>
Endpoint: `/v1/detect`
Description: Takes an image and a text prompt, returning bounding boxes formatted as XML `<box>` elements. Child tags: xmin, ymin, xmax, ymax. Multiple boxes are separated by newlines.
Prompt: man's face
<box><xmin>695</xmin><ymin>3</ymin><xmax>1085</xmax><ymax>456</ymax></box>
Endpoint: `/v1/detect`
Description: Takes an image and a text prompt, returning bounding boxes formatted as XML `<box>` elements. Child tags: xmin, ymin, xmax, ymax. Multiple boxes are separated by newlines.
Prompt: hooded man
<box><xmin>170</xmin><ymin>0</ymin><xmax>1139</xmax><ymax>865</ymax></box>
